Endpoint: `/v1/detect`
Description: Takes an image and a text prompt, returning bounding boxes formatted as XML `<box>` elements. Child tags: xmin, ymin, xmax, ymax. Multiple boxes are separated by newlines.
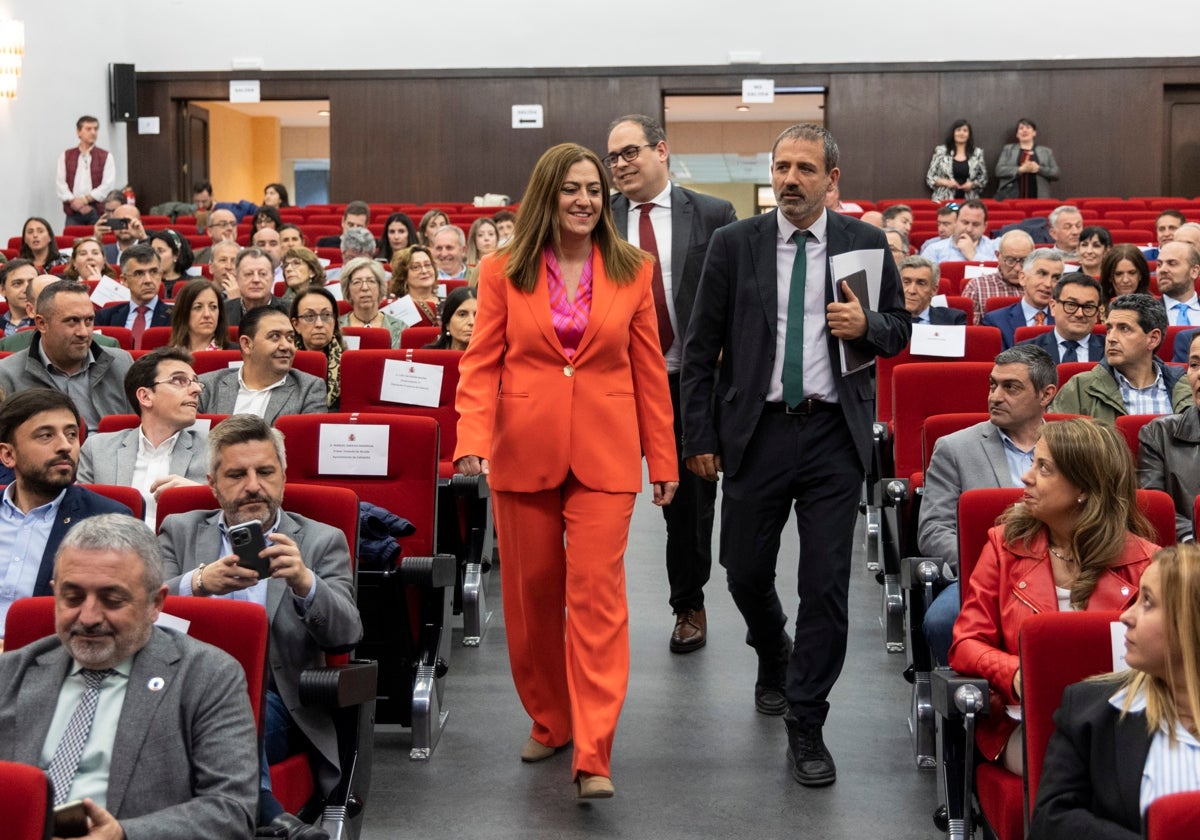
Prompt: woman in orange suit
<box><xmin>454</xmin><ymin>143</ymin><xmax>679</xmax><ymax>799</ymax></box>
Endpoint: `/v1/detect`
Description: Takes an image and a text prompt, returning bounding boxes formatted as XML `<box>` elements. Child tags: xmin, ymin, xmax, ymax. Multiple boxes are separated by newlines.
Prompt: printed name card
<box><xmin>910</xmin><ymin>324</ymin><xmax>966</xmax><ymax>357</ymax></box>
<box><xmin>188</xmin><ymin>418</ymin><xmax>213</xmax><ymax>434</ymax></box>
<box><xmin>90</xmin><ymin>276</ymin><xmax>131</xmax><ymax>307</ymax></box>
<box><xmin>343</xmin><ymin>335</ymin><xmax>361</xmax><ymax>350</ymax></box>
<box><xmin>382</xmin><ymin>295</ymin><xmax>422</xmax><ymax>327</ymax></box>
<box><xmin>317</xmin><ymin>423</ymin><xmax>389</xmax><ymax>476</ymax></box>
<box><xmin>156</xmin><ymin>611</ymin><xmax>191</xmax><ymax>633</ymax></box>
<box><xmin>380</xmin><ymin>358</ymin><xmax>443</xmax><ymax>407</ymax></box>
<box><xmin>963</xmin><ymin>264</ymin><xmax>993</xmax><ymax>281</ymax></box>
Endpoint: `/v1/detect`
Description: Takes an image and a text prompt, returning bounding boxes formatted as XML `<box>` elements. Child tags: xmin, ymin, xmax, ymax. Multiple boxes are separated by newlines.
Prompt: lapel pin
<box><xmin>63</xmin><ymin>517</ymin><xmax>71</xmax><ymax>524</ymax></box>
<box><xmin>147</xmin><ymin>677</ymin><xmax>165</xmax><ymax>691</ymax></box>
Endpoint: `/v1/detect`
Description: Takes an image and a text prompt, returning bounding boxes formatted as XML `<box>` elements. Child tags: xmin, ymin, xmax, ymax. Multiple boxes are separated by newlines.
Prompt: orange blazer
<box><xmin>453</xmin><ymin>245</ymin><xmax>678</xmax><ymax>494</ymax></box>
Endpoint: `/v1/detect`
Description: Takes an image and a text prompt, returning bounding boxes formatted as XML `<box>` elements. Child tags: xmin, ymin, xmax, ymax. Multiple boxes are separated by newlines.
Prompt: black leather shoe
<box><xmin>754</xmin><ymin>632</ymin><xmax>792</xmax><ymax>715</ymax></box>
<box><xmin>784</xmin><ymin>718</ymin><xmax>837</xmax><ymax>786</ymax></box>
<box><xmin>261</xmin><ymin>814</ymin><xmax>330</xmax><ymax>840</ymax></box>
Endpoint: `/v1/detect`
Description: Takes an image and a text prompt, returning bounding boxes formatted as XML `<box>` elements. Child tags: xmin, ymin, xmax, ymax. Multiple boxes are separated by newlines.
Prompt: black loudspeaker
<box><xmin>109</xmin><ymin>63</ymin><xmax>137</xmax><ymax>123</ymax></box>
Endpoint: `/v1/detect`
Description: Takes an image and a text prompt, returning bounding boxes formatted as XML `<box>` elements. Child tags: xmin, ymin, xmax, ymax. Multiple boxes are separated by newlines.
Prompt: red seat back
<box><xmin>399</xmin><ymin>326</ymin><xmax>441</xmax><ymax>349</ymax></box>
<box><xmin>891</xmin><ymin>362</ymin><xmax>994</xmax><ymax>477</ymax></box>
<box><xmin>877</xmin><ymin>329</ymin><xmax>1002</xmax><ymax>424</ymax></box>
<box><xmin>0</xmin><ymin>760</ymin><xmax>52</xmax><ymax>840</ymax></box>
<box><xmin>1146</xmin><ymin>791</ymin><xmax>1200</xmax><ymax>839</ymax></box>
<box><xmin>341</xmin><ymin>327</ymin><xmax>393</xmax><ymax>350</ymax></box>
<box><xmin>80</xmin><ymin>483</ymin><xmax>145</xmax><ymax>520</ymax></box>
<box><xmin>191</xmin><ymin>349</ymin><xmax>327</xmax><ymax>380</ymax></box>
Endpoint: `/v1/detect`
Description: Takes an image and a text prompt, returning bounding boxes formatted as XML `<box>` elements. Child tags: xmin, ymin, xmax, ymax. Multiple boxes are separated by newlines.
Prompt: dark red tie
<box><xmin>638</xmin><ymin>203</ymin><xmax>674</xmax><ymax>354</ymax></box>
<box><xmin>131</xmin><ymin>305</ymin><xmax>149</xmax><ymax>349</ymax></box>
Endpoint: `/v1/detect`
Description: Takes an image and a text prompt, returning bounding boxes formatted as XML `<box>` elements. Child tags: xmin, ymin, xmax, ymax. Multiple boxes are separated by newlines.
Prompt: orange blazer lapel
<box><xmin>573</xmin><ymin>244</ymin><xmax>617</xmax><ymax>361</ymax></box>
<box><xmin>519</xmin><ymin>258</ymin><xmax>569</xmax><ymax>360</ymax></box>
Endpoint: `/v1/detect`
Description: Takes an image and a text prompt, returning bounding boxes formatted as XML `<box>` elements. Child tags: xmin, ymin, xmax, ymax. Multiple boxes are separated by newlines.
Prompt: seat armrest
<box><xmin>299</xmin><ymin>660</ymin><xmax>378</xmax><ymax>707</ymax></box>
<box><xmin>445</xmin><ymin>473</ymin><xmax>490</xmax><ymax>499</ymax></box>
<box><xmin>394</xmin><ymin>553</ymin><xmax>458</xmax><ymax>588</ymax></box>
<box><xmin>930</xmin><ymin>667</ymin><xmax>990</xmax><ymax>719</ymax></box>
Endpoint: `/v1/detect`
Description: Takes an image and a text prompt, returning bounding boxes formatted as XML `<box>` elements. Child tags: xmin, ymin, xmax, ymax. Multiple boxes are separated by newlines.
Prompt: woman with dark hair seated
<box><xmin>251</xmin><ymin>205</ymin><xmax>282</xmax><ymax>238</ymax></box>
<box><xmin>388</xmin><ymin>245</ymin><xmax>442</xmax><ymax>327</ymax></box>
<box><xmin>291</xmin><ymin>285</ymin><xmax>346</xmax><ymax>409</ymax></box>
<box><xmin>63</xmin><ymin>236</ymin><xmax>116</xmax><ymax>282</ymax></box>
<box><xmin>1029</xmin><ymin>544</ymin><xmax>1200</xmax><ymax>839</ymax></box>
<box><xmin>147</xmin><ymin>229</ymin><xmax>195</xmax><ymax>297</ymax></box>
<box><xmin>1076</xmin><ymin>226</ymin><xmax>1112</xmax><ymax>280</ymax></box>
<box><xmin>18</xmin><ymin>216</ymin><xmax>66</xmax><ymax>269</ymax></box>
<box><xmin>262</xmin><ymin>182</ymin><xmax>290</xmax><ymax>208</ymax></box>
<box><xmin>1100</xmin><ymin>244</ymin><xmax>1151</xmax><ymax>303</ymax></box>
<box><xmin>423</xmin><ymin>287</ymin><xmax>477</xmax><ymax>350</ymax></box>
<box><xmin>950</xmin><ymin>418</ymin><xmax>1158</xmax><ymax>774</ymax></box>
<box><xmin>169</xmin><ymin>277</ymin><xmax>231</xmax><ymax>353</ymax></box>
<box><xmin>281</xmin><ymin>247</ymin><xmax>326</xmax><ymax>306</ymax></box>
<box><xmin>379</xmin><ymin>212</ymin><xmax>418</xmax><ymax>263</ymax></box>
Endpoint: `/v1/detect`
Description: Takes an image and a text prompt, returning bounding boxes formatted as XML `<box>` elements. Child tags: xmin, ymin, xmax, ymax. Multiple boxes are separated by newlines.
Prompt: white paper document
<box><xmin>91</xmin><ymin>276</ymin><xmax>131</xmax><ymax>307</ymax></box>
<box><xmin>382</xmin><ymin>295</ymin><xmax>422</xmax><ymax>327</ymax></box>
<box><xmin>1111</xmin><ymin>620</ymin><xmax>1130</xmax><ymax>672</ymax></box>
<box><xmin>828</xmin><ymin>248</ymin><xmax>884</xmax><ymax>375</ymax></box>
<box><xmin>380</xmin><ymin>358</ymin><xmax>443</xmax><ymax>407</ymax></box>
<box><xmin>910</xmin><ymin>324</ymin><xmax>967</xmax><ymax>357</ymax></box>
<box><xmin>963</xmin><ymin>264</ymin><xmax>994</xmax><ymax>281</ymax></box>
<box><xmin>317</xmin><ymin>423</ymin><xmax>389</xmax><ymax>476</ymax></box>
<box><xmin>343</xmin><ymin>334</ymin><xmax>361</xmax><ymax>350</ymax></box>
<box><xmin>156</xmin><ymin>611</ymin><xmax>191</xmax><ymax>634</ymax></box>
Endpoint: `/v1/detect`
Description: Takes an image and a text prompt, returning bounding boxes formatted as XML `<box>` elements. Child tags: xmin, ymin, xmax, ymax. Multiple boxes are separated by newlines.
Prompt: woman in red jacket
<box><xmin>454</xmin><ymin>143</ymin><xmax>678</xmax><ymax>799</ymax></box>
<box><xmin>950</xmin><ymin>418</ymin><xmax>1158</xmax><ymax>771</ymax></box>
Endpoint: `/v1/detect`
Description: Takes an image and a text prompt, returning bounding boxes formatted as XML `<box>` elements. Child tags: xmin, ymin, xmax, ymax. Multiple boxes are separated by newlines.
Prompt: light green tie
<box><xmin>782</xmin><ymin>230</ymin><xmax>809</xmax><ymax>408</ymax></box>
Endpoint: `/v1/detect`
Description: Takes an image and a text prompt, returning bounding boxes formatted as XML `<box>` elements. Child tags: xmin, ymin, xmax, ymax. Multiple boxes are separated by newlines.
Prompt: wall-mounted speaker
<box><xmin>109</xmin><ymin>63</ymin><xmax>137</xmax><ymax>123</ymax></box>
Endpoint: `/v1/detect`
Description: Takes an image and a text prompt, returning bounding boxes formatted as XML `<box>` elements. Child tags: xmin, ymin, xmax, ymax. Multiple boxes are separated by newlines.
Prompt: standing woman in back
<box><xmin>926</xmin><ymin>119</ymin><xmax>987</xmax><ymax>201</ymax></box>
<box><xmin>995</xmin><ymin>118</ymin><xmax>1061</xmax><ymax>200</ymax></box>
<box><xmin>454</xmin><ymin>142</ymin><xmax>678</xmax><ymax>800</ymax></box>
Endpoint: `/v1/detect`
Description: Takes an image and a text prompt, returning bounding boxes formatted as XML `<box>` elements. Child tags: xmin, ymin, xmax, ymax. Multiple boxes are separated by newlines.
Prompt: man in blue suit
<box><xmin>0</xmin><ymin>388</ymin><xmax>134</xmax><ymax>642</ymax></box>
<box><xmin>1017</xmin><ymin>273</ymin><xmax>1105</xmax><ymax>362</ymax></box>
<box><xmin>981</xmin><ymin>248</ymin><xmax>1064</xmax><ymax>348</ymax></box>
<box><xmin>94</xmin><ymin>244</ymin><xmax>172</xmax><ymax>348</ymax></box>
<box><xmin>901</xmin><ymin>255</ymin><xmax>966</xmax><ymax>325</ymax></box>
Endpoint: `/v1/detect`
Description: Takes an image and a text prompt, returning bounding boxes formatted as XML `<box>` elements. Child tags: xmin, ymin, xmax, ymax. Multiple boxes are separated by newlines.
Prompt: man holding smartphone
<box><xmin>158</xmin><ymin>414</ymin><xmax>361</xmax><ymax>840</ymax></box>
<box><xmin>93</xmin><ymin>204</ymin><xmax>146</xmax><ymax>265</ymax></box>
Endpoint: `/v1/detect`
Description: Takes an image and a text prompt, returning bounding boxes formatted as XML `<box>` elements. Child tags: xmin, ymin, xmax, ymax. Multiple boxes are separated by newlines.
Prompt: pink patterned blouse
<box><xmin>544</xmin><ymin>246</ymin><xmax>593</xmax><ymax>360</ymax></box>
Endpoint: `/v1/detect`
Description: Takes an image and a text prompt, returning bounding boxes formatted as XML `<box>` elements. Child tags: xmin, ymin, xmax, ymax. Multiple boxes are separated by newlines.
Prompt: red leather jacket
<box><xmin>948</xmin><ymin>525</ymin><xmax>1156</xmax><ymax>760</ymax></box>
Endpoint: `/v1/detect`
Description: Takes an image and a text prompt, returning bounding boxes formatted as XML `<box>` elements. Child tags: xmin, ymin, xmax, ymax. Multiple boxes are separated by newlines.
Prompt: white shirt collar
<box><xmin>776</xmin><ymin>207</ymin><xmax>829</xmax><ymax>244</ymax></box>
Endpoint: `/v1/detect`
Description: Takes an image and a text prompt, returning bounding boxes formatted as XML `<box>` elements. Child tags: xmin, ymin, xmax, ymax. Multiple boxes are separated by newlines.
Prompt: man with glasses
<box><xmin>78</xmin><ymin>347</ymin><xmax>208</xmax><ymax>525</ymax></box>
<box><xmin>95</xmin><ymin>245</ymin><xmax>173</xmax><ymax>348</ymax></box>
<box><xmin>198</xmin><ymin>305</ymin><xmax>326</xmax><ymax>423</ymax></box>
<box><xmin>922</xmin><ymin>199</ymin><xmax>997</xmax><ymax>263</ymax></box>
<box><xmin>983</xmin><ymin>248</ymin><xmax>1063</xmax><ymax>348</ymax></box>
<box><xmin>960</xmin><ymin>229</ymin><xmax>1035</xmax><ymax>325</ymax></box>
<box><xmin>1016</xmin><ymin>273</ymin><xmax>1105</xmax><ymax>362</ymax></box>
<box><xmin>606</xmin><ymin>114</ymin><xmax>736</xmax><ymax>654</ymax></box>
<box><xmin>885</xmin><ymin>228</ymin><xmax>909</xmax><ymax>267</ymax></box>
<box><xmin>194</xmin><ymin>208</ymin><xmax>239</xmax><ymax>265</ymax></box>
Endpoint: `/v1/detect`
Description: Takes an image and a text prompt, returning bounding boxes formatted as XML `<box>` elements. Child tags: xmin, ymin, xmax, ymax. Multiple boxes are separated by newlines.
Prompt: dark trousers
<box><xmin>663</xmin><ymin>372</ymin><xmax>717</xmax><ymax>613</ymax></box>
<box><xmin>64</xmin><ymin>208</ymin><xmax>98</xmax><ymax>227</ymax></box>
<box><xmin>719</xmin><ymin>404</ymin><xmax>862</xmax><ymax>726</ymax></box>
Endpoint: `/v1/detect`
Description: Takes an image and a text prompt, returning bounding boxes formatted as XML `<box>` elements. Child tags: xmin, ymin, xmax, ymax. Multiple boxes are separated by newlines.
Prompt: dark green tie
<box><xmin>782</xmin><ymin>230</ymin><xmax>809</xmax><ymax>408</ymax></box>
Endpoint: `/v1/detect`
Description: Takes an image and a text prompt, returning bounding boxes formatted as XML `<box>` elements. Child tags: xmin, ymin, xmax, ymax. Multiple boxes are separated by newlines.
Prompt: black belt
<box><xmin>763</xmin><ymin>399</ymin><xmax>839</xmax><ymax>415</ymax></box>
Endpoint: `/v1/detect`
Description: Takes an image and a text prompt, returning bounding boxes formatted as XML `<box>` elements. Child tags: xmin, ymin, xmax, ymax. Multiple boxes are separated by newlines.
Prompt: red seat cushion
<box><xmin>976</xmin><ymin>763</ymin><xmax>1024</xmax><ymax>840</ymax></box>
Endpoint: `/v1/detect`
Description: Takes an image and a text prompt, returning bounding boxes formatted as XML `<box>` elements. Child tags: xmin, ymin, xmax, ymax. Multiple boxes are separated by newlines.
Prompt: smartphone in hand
<box><xmin>229</xmin><ymin>520</ymin><xmax>269</xmax><ymax>578</ymax></box>
<box><xmin>54</xmin><ymin>800</ymin><xmax>89</xmax><ymax>838</ymax></box>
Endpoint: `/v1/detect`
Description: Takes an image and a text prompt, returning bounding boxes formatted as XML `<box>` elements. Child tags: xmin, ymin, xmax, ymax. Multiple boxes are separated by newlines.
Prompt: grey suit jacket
<box><xmin>0</xmin><ymin>332</ymin><xmax>133</xmax><ymax>427</ymax></box>
<box><xmin>611</xmin><ymin>184</ymin><xmax>737</xmax><ymax>350</ymax></box>
<box><xmin>0</xmin><ymin>627</ymin><xmax>258</xmax><ymax>838</ymax></box>
<box><xmin>917</xmin><ymin>419</ymin><xmax>1017</xmax><ymax>570</ymax></box>
<box><xmin>681</xmin><ymin>208</ymin><xmax>910</xmax><ymax>476</ymax></box>
<box><xmin>76</xmin><ymin>426</ymin><xmax>209</xmax><ymax>487</ymax></box>
<box><xmin>1137</xmin><ymin>405</ymin><xmax>1200</xmax><ymax>542</ymax></box>
<box><xmin>159</xmin><ymin>508</ymin><xmax>361</xmax><ymax>792</ymax></box>
<box><xmin>196</xmin><ymin>367</ymin><xmax>328</xmax><ymax>423</ymax></box>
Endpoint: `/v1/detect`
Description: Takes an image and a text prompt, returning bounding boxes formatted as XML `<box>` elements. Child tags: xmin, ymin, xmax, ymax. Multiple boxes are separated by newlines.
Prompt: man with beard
<box><xmin>159</xmin><ymin>413</ymin><xmax>361</xmax><ymax>838</ymax></box>
<box><xmin>196</xmin><ymin>305</ymin><xmax>326</xmax><ymax>423</ymax></box>
<box><xmin>0</xmin><ymin>389</ymin><xmax>133</xmax><ymax>646</ymax></box>
<box><xmin>681</xmin><ymin>124</ymin><xmax>908</xmax><ymax>787</ymax></box>
<box><xmin>0</xmin><ymin>514</ymin><xmax>259</xmax><ymax>837</ymax></box>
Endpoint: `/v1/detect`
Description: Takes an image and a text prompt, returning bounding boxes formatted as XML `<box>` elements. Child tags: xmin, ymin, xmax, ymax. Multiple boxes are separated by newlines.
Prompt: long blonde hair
<box><xmin>1002</xmin><ymin>418</ymin><xmax>1153</xmax><ymax>609</ymax></box>
<box><xmin>502</xmin><ymin>143</ymin><xmax>646</xmax><ymax>292</ymax></box>
<box><xmin>1119</xmin><ymin>545</ymin><xmax>1200</xmax><ymax>741</ymax></box>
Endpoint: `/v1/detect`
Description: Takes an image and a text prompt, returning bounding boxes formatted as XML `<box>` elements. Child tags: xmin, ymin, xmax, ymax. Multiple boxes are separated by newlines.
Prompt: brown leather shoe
<box><xmin>670</xmin><ymin>608</ymin><xmax>707</xmax><ymax>653</ymax></box>
<box><xmin>520</xmin><ymin>737</ymin><xmax>567</xmax><ymax>762</ymax></box>
<box><xmin>575</xmin><ymin>773</ymin><xmax>615</xmax><ymax>799</ymax></box>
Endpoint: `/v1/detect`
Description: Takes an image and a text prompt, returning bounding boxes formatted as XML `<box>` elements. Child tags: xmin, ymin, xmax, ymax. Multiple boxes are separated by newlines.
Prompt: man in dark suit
<box><xmin>681</xmin><ymin>124</ymin><xmax>909</xmax><ymax>786</ymax></box>
<box><xmin>0</xmin><ymin>389</ymin><xmax>134</xmax><ymax>643</ymax></box>
<box><xmin>981</xmin><ymin>248</ymin><xmax>1064</xmax><ymax>348</ymax></box>
<box><xmin>901</xmin><ymin>255</ymin><xmax>966</xmax><ymax>325</ymax></box>
<box><xmin>94</xmin><ymin>245</ymin><xmax>172</xmax><ymax>348</ymax></box>
<box><xmin>607</xmin><ymin>114</ymin><xmax>736</xmax><ymax>653</ymax></box>
<box><xmin>0</xmin><ymin>514</ymin><xmax>259</xmax><ymax>838</ymax></box>
<box><xmin>225</xmin><ymin>248</ymin><xmax>285</xmax><ymax>328</ymax></box>
<box><xmin>1016</xmin><ymin>273</ymin><xmax>1105</xmax><ymax>362</ymax></box>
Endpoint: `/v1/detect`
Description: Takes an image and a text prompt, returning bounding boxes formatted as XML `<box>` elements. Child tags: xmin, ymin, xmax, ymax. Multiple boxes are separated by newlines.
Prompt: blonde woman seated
<box><xmin>949</xmin><ymin>418</ymin><xmax>1158</xmax><ymax>774</ymax></box>
<box><xmin>339</xmin><ymin>256</ymin><xmax>405</xmax><ymax>348</ymax></box>
<box><xmin>388</xmin><ymin>245</ymin><xmax>442</xmax><ymax>327</ymax></box>
<box><xmin>281</xmin><ymin>247</ymin><xmax>326</xmax><ymax>306</ymax></box>
<box><xmin>1029</xmin><ymin>544</ymin><xmax>1200</xmax><ymax>839</ymax></box>
<box><xmin>169</xmin><ymin>278</ymin><xmax>232</xmax><ymax>353</ymax></box>
<box><xmin>62</xmin><ymin>236</ymin><xmax>116</xmax><ymax>282</ymax></box>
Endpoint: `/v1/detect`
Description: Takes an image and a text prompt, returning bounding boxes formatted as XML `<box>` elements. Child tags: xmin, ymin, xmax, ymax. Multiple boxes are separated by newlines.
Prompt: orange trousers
<box><xmin>493</xmin><ymin>474</ymin><xmax>635</xmax><ymax>779</ymax></box>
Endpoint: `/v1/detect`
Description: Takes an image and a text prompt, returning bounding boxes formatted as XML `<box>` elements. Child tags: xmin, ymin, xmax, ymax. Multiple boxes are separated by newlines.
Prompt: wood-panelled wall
<box><xmin>130</xmin><ymin>59</ymin><xmax>1200</xmax><ymax>209</ymax></box>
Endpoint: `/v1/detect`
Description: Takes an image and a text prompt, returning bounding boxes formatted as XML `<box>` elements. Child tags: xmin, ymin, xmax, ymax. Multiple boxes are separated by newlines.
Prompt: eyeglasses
<box><xmin>296</xmin><ymin>312</ymin><xmax>336</xmax><ymax>323</ymax></box>
<box><xmin>209</xmin><ymin>220</ymin><xmax>236</xmax><ymax>228</ymax></box>
<box><xmin>998</xmin><ymin>255</ymin><xmax>1025</xmax><ymax>267</ymax></box>
<box><xmin>152</xmin><ymin>374</ymin><xmax>205</xmax><ymax>390</ymax></box>
<box><xmin>1055</xmin><ymin>299</ymin><xmax>1100</xmax><ymax>316</ymax></box>
<box><xmin>602</xmin><ymin>144</ymin><xmax>655</xmax><ymax>169</ymax></box>
<box><xmin>349</xmin><ymin>278</ymin><xmax>377</xmax><ymax>289</ymax></box>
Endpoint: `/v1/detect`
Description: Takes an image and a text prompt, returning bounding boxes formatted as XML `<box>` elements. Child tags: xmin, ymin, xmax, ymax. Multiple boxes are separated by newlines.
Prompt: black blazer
<box><xmin>681</xmin><ymin>209</ymin><xmax>910</xmax><ymax>477</ymax></box>
<box><xmin>1018</xmin><ymin>328</ymin><xmax>1106</xmax><ymax>363</ymax></box>
<box><xmin>611</xmin><ymin>184</ymin><xmax>737</xmax><ymax>345</ymax></box>
<box><xmin>94</xmin><ymin>300</ymin><xmax>173</xmax><ymax>329</ymax></box>
<box><xmin>927</xmin><ymin>306</ymin><xmax>967</xmax><ymax>326</ymax></box>
<box><xmin>1028</xmin><ymin>679</ymin><xmax>1151</xmax><ymax>840</ymax></box>
<box><xmin>32</xmin><ymin>485</ymin><xmax>135</xmax><ymax>596</ymax></box>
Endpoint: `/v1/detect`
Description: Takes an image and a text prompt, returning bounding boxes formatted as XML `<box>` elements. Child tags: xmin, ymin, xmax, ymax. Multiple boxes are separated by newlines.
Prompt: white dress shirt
<box><xmin>55</xmin><ymin>146</ymin><xmax>116</xmax><ymax>204</ymax></box>
<box><xmin>626</xmin><ymin>182</ymin><xmax>681</xmax><ymax>372</ymax></box>
<box><xmin>771</xmin><ymin>209</ymin><xmax>837</xmax><ymax>403</ymax></box>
